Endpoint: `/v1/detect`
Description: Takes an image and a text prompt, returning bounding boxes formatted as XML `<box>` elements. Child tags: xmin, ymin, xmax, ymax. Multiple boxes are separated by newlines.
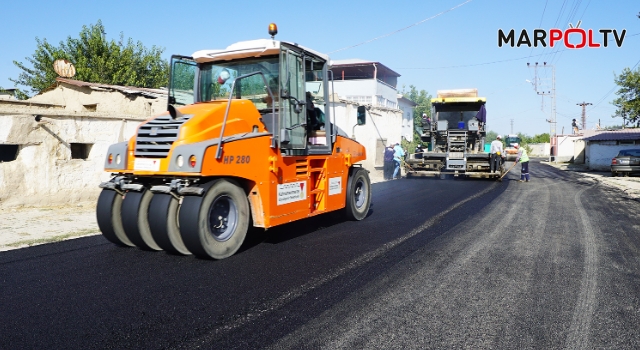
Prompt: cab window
<box><xmin>198</xmin><ymin>56</ymin><xmax>280</xmax><ymax>111</ymax></box>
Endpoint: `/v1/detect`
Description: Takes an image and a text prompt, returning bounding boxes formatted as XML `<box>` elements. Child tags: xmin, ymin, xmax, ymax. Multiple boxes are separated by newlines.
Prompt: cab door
<box><xmin>279</xmin><ymin>46</ymin><xmax>306</xmax><ymax>152</ymax></box>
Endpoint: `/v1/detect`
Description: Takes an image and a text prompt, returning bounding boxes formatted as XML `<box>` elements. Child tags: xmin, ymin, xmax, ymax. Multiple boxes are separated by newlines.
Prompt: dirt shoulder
<box><xmin>542</xmin><ymin>160</ymin><xmax>640</xmax><ymax>201</ymax></box>
<box><xmin>0</xmin><ymin>203</ymin><xmax>100</xmax><ymax>252</ymax></box>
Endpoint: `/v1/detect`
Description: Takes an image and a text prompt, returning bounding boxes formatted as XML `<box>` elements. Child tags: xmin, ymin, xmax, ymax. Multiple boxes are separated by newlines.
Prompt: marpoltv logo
<box><xmin>498</xmin><ymin>21</ymin><xmax>626</xmax><ymax>49</ymax></box>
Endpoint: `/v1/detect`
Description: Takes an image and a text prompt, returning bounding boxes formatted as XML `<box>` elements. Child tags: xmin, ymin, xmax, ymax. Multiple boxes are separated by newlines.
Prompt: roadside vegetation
<box><xmin>401</xmin><ymin>85</ymin><xmax>432</xmax><ymax>154</ymax></box>
<box><xmin>5</xmin><ymin>20</ymin><xmax>169</xmax><ymax>99</ymax></box>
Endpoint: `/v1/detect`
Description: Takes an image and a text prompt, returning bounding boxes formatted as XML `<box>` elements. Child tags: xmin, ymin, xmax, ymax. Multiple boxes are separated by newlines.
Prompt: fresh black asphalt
<box><xmin>1</xmin><ymin>160</ymin><xmax>639</xmax><ymax>349</ymax></box>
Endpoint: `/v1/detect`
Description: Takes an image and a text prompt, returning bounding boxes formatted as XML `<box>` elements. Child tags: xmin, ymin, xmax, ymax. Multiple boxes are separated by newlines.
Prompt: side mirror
<box><xmin>357</xmin><ymin>106</ymin><xmax>366</xmax><ymax>125</ymax></box>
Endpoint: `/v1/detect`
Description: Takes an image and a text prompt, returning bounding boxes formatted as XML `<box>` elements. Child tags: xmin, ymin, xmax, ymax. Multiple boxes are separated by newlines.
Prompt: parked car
<box><xmin>611</xmin><ymin>149</ymin><xmax>640</xmax><ymax>177</ymax></box>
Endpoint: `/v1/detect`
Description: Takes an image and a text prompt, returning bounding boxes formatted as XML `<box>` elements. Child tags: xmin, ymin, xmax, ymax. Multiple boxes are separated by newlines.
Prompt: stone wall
<box><xmin>0</xmin><ymin>80</ymin><xmax>166</xmax><ymax>208</ymax></box>
<box><xmin>28</xmin><ymin>82</ymin><xmax>166</xmax><ymax>117</ymax></box>
<box><xmin>0</xmin><ymin>115</ymin><xmax>140</xmax><ymax>208</ymax></box>
<box><xmin>528</xmin><ymin>143</ymin><xmax>550</xmax><ymax>157</ymax></box>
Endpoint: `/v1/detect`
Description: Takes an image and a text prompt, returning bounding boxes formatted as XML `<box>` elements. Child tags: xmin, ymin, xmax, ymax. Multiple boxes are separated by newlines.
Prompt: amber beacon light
<box><xmin>268</xmin><ymin>23</ymin><xmax>278</xmax><ymax>38</ymax></box>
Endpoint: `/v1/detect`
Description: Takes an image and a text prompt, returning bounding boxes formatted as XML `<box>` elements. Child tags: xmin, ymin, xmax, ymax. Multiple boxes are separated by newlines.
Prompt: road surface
<box><xmin>1</xmin><ymin>160</ymin><xmax>639</xmax><ymax>349</ymax></box>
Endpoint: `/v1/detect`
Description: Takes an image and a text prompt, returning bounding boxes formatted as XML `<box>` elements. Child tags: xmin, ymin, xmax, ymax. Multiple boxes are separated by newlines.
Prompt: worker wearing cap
<box><xmin>489</xmin><ymin>135</ymin><xmax>505</xmax><ymax>173</ymax></box>
<box><xmin>514</xmin><ymin>143</ymin><xmax>530</xmax><ymax>182</ymax></box>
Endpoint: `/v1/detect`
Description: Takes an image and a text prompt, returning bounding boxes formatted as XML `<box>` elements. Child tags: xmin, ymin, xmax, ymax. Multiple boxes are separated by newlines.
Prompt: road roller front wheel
<box><xmin>121</xmin><ymin>189</ymin><xmax>162</xmax><ymax>251</ymax></box>
<box><xmin>96</xmin><ymin>189</ymin><xmax>134</xmax><ymax>247</ymax></box>
<box><xmin>148</xmin><ymin>193</ymin><xmax>191</xmax><ymax>255</ymax></box>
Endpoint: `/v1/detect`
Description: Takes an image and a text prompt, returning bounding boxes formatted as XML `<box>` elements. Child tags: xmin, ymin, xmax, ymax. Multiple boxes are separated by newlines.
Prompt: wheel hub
<box><xmin>208</xmin><ymin>195</ymin><xmax>238</xmax><ymax>242</ymax></box>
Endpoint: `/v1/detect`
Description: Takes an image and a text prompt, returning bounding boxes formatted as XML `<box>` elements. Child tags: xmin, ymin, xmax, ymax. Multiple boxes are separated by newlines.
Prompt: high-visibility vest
<box><xmin>519</xmin><ymin>148</ymin><xmax>529</xmax><ymax>163</ymax></box>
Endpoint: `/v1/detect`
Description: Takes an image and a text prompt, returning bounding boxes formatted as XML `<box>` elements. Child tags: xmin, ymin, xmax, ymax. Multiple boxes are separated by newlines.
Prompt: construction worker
<box><xmin>383</xmin><ymin>143</ymin><xmax>395</xmax><ymax>180</ymax></box>
<box><xmin>421</xmin><ymin>113</ymin><xmax>431</xmax><ymax>130</ymax></box>
<box><xmin>514</xmin><ymin>143</ymin><xmax>530</xmax><ymax>182</ymax></box>
<box><xmin>392</xmin><ymin>142</ymin><xmax>405</xmax><ymax>179</ymax></box>
<box><xmin>489</xmin><ymin>135</ymin><xmax>505</xmax><ymax>173</ymax></box>
<box><xmin>415</xmin><ymin>144</ymin><xmax>424</xmax><ymax>159</ymax></box>
<box><xmin>572</xmin><ymin>119</ymin><xmax>579</xmax><ymax>134</ymax></box>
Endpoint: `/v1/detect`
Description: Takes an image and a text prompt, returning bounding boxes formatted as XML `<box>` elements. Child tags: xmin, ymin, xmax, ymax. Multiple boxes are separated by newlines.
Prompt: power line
<box><xmin>588</xmin><ymin>57</ymin><xmax>640</xmax><ymax>112</ymax></box>
<box><xmin>578</xmin><ymin>0</ymin><xmax>592</xmax><ymax>20</ymax></box>
<box><xmin>399</xmin><ymin>49</ymin><xmax>568</xmax><ymax>70</ymax></box>
<box><xmin>328</xmin><ymin>0</ymin><xmax>474</xmax><ymax>54</ymax></box>
<box><xmin>397</xmin><ymin>28</ymin><xmax>637</xmax><ymax>71</ymax></box>
<box><xmin>527</xmin><ymin>0</ymin><xmax>550</xmax><ymax>81</ymax></box>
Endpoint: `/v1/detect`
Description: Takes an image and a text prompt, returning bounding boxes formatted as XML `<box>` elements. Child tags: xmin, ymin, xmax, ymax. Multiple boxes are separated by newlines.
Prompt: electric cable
<box><xmin>329</xmin><ymin>0</ymin><xmax>473</xmax><ymax>54</ymax></box>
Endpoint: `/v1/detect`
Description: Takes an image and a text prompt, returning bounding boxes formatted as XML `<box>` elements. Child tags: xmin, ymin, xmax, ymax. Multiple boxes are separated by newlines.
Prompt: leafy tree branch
<box><xmin>10</xmin><ymin>20</ymin><xmax>169</xmax><ymax>98</ymax></box>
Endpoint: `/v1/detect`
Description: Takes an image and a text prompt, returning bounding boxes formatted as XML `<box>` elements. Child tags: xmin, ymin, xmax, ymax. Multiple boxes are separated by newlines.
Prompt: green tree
<box><xmin>486</xmin><ymin>130</ymin><xmax>498</xmax><ymax>143</ymax></box>
<box><xmin>10</xmin><ymin>20</ymin><xmax>169</xmax><ymax>98</ymax></box>
<box><xmin>529</xmin><ymin>133</ymin><xmax>550</xmax><ymax>143</ymax></box>
<box><xmin>612</xmin><ymin>67</ymin><xmax>640</xmax><ymax>127</ymax></box>
<box><xmin>401</xmin><ymin>85</ymin><xmax>432</xmax><ymax>152</ymax></box>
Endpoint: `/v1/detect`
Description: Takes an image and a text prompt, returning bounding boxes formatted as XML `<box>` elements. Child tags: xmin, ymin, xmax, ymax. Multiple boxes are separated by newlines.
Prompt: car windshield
<box><xmin>199</xmin><ymin>56</ymin><xmax>280</xmax><ymax>110</ymax></box>
<box><xmin>618</xmin><ymin>149</ymin><xmax>640</xmax><ymax>157</ymax></box>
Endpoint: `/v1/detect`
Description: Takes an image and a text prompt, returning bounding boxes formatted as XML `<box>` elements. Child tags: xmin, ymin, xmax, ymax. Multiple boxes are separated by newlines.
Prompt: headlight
<box><xmin>177</xmin><ymin>155</ymin><xmax>184</xmax><ymax>168</ymax></box>
<box><xmin>115</xmin><ymin>154</ymin><xmax>121</xmax><ymax>165</ymax></box>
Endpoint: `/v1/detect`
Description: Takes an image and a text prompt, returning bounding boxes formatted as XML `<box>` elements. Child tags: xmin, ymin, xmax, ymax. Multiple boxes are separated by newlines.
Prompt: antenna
<box><xmin>53</xmin><ymin>59</ymin><xmax>76</xmax><ymax>78</ymax></box>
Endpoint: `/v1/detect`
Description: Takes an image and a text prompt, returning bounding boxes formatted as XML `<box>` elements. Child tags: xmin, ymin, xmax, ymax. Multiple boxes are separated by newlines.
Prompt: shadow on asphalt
<box><xmin>239</xmin><ymin>191</ymin><xmax>378</xmax><ymax>253</ymax></box>
<box><xmin>239</xmin><ymin>173</ymin><xmax>506</xmax><ymax>255</ymax></box>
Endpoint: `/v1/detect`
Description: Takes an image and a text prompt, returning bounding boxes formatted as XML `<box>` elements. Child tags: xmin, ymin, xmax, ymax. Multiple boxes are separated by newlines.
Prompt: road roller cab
<box><xmin>96</xmin><ymin>24</ymin><xmax>372</xmax><ymax>259</ymax></box>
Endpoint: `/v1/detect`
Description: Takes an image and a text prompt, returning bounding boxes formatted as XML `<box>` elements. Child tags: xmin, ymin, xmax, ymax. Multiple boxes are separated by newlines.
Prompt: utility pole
<box><xmin>510</xmin><ymin>119</ymin><xmax>514</xmax><ymax>134</ymax></box>
<box><xmin>527</xmin><ymin>62</ymin><xmax>556</xmax><ymax>162</ymax></box>
<box><xmin>577</xmin><ymin>102</ymin><xmax>592</xmax><ymax>130</ymax></box>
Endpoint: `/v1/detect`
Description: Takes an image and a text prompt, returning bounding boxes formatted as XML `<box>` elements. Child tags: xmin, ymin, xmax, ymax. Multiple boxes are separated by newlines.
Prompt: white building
<box><xmin>576</xmin><ymin>129</ymin><xmax>640</xmax><ymax>170</ymax></box>
<box><xmin>330</xmin><ymin>59</ymin><xmax>400</xmax><ymax>109</ymax></box>
<box><xmin>329</xmin><ymin>60</ymin><xmax>413</xmax><ymax>181</ymax></box>
<box><xmin>398</xmin><ymin>95</ymin><xmax>418</xmax><ymax>141</ymax></box>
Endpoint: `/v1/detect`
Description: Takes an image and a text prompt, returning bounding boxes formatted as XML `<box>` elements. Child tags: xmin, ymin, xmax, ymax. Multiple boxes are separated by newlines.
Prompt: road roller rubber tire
<box><xmin>344</xmin><ymin>167</ymin><xmax>372</xmax><ymax>221</ymax></box>
<box><xmin>148</xmin><ymin>193</ymin><xmax>191</xmax><ymax>255</ymax></box>
<box><xmin>96</xmin><ymin>189</ymin><xmax>134</xmax><ymax>247</ymax></box>
<box><xmin>179</xmin><ymin>179</ymin><xmax>250</xmax><ymax>260</ymax></box>
<box><xmin>121</xmin><ymin>189</ymin><xmax>162</xmax><ymax>251</ymax></box>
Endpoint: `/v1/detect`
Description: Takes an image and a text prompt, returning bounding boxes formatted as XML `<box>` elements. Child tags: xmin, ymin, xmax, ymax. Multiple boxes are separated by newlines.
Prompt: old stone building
<box><xmin>0</xmin><ymin>78</ymin><xmax>166</xmax><ymax>208</ymax></box>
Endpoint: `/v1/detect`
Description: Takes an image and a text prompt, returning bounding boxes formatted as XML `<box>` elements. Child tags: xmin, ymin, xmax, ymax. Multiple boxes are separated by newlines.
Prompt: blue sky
<box><xmin>1</xmin><ymin>0</ymin><xmax>638</xmax><ymax>137</ymax></box>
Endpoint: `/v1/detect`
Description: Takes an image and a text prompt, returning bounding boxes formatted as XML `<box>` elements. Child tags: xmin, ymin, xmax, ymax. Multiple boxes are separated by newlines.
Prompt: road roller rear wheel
<box><xmin>179</xmin><ymin>179</ymin><xmax>250</xmax><ymax>260</ymax></box>
<box><xmin>343</xmin><ymin>167</ymin><xmax>372</xmax><ymax>221</ymax></box>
